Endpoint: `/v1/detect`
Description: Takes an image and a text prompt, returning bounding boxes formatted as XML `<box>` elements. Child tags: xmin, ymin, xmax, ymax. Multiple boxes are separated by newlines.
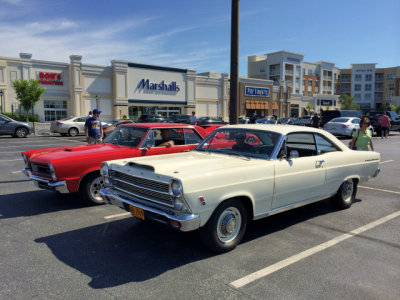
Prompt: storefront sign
<box><xmin>245</xmin><ymin>86</ymin><xmax>269</xmax><ymax>98</ymax></box>
<box><xmin>320</xmin><ymin>100</ymin><xmax>332</xmax><ymax>106</ymax></box>
<box><xmin>137</xmin><ymin>79</ymin><xmax>180</xmax><ymax>92</ymax></box>
<box><xmin>287</xmin><ymin>57</ymin><xmax>300</xmax><ymax>63</ymax></box>
<box><xmin>38</xmin><ymin>72</ymin><xmax>63</xmax><ymax>86</ymax></box>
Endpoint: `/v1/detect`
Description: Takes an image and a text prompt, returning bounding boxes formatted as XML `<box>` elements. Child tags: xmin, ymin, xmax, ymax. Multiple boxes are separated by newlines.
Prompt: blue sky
<box><xmin>0</xmin><ymin>0</ymin><xmax>399</xmax><ymax>75</ymax></box>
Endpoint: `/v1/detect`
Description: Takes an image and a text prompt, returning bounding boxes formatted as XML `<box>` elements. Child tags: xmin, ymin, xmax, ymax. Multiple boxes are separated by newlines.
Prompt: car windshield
<box><xmin>195</xmin><ymin>128</ymin><xmax>281</xmax><ymax>159</ymax></box>
<box><xmin>103</xmin><ymin>126</ymin><xmax>148</xmax><ymax>147</ymax></box>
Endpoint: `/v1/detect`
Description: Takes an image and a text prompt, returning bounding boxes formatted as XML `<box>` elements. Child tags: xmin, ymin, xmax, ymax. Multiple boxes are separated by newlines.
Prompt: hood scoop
<box><xmin>127</xmin><ymin>162</ymin><xmax>155</xmax><ymax>172</ymax></box>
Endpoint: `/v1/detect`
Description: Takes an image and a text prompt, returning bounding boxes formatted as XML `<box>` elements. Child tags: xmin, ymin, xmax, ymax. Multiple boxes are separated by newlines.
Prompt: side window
<box><xmin>183</xmin><ymin>128</ymin><xmax>202</xmax><ymax>144</ymax></box>
<box><xmin>351</xmin><ymin>119</ymin><xmax>360</xmax><ymax>124</ymax></box>
<box><xmin>315</xmin><ymin>134</ymin><xmax>339</xmax><ymax>154</ymax></box>
<box><xmin>286</xmin><ymin>133</ymin><xmax>317</xmax><ymax>157</ymax></box>
<box><xmin>75</xmin><ymin>117</ymin><xmax>86</xmax><ymax>122</ymax></box>
<box><xmin>141</xmin><ymin>130</ymin><xmax>155</xmax><ymax>148</ymax></box>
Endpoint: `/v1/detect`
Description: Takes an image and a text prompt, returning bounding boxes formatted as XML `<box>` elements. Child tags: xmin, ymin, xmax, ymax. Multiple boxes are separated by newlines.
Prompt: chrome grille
<box><xmin>109</xmin><ymin>170</ymin><xmax>173</xmax><ymax>207</ymax></box>
<box><xmin>31</xmin><ymin>164</ymin><xmax>51</xmax><ymax>177</ymax></box>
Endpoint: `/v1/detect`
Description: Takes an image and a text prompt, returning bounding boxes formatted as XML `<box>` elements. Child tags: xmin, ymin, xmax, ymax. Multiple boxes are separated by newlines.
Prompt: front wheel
<box><xmin>79</xmin><ymin>172</ymin><xmax>105</xmax><ymax>205</ymax></box>
<box><xmin>330</xmin><ymin>179</ymin><xmax>357</xmax><ymax>209</ymax></box>
<box><xmin>14</xmin><ymin>127</ymin><xmax>28</xmax><ymax>138</ymax></box>
<box><xmin>200</xmin><ymin>199</ymin><xmax>247</xmax><ymax>253</ymax></box>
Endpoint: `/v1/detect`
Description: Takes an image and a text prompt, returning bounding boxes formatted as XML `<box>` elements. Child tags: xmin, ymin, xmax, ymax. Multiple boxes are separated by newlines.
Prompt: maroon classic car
<box><xmin>22</xmin><ymin>123</ymin><xmax>208</xmax><ymax>204</ymax></box>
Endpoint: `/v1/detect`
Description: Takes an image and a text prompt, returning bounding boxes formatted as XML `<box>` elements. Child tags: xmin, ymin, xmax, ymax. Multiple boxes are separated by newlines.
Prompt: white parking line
<box><xmin>230</xmin><ymin>210</ymin><xmax>400</xmax><ymax>288</ymax></box>
<box><xmin>104</xmin><ymin>212</ymin><xmax>131</xmax><ymax>219</ymax></box>
<box><xmin>12</xmin><ymin>171</ymin><xmax>22</xmax><ymax>174</ymax></box>
<box><xmin>358</xmin><ymin>186</ymin><xmax>400</xmax><ymax>195</ymax></box>
<box><xmin>380</xmin><ymin>160</ymin><xmax>394</xmax><ymax>164</ymax></box>
<box><xmin>0</xmin><ymin>159</ymin><xmax>23</xmax><ymax>162</ymax></box>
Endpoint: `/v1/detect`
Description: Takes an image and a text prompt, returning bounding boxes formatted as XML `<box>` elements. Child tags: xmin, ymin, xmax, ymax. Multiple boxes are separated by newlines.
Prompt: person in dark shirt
<box><xmin>155</xmin><ymin>129</ymin><xmax>174</xmax><ymax>147</ymax></box>
<box><xmin>311</xmin><ymin>113</ymin><xmax>321</xmax><ymax>128</ymax></box>
<box><xmin>232</xmin><ymin>133</ymin><xmax>252</xmax><ymax>152</ymax></box>
<box><xmin>84</xmin><ymin>109</ymin><xmax>103</xmax><ymax>144</ymax></box>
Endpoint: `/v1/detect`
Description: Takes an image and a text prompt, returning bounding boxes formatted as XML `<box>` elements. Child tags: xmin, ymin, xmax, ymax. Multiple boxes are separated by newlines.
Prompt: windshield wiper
<box><xmin>224</xmin><ymin>151</ymin><xmax>251</xmax><ymax>160</ymax></box>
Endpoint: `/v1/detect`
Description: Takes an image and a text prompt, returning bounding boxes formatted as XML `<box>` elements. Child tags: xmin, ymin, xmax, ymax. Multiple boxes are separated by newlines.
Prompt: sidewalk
<box><xmin>30</xmin><ymin>123</ymin><xmax>53</xmax><ymax>136</ymax></box>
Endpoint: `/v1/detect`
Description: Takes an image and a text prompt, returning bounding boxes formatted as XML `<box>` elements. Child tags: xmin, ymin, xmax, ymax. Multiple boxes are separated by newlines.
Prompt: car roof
<box><xmin>122</xmin><ymin>122</ymin><xmax>199</xmax><ymax>128</ymax></box>
<box><xmin>220</xmin><ymin>124</ymin><xmax>330</xmax><ymax>135</ymax></box>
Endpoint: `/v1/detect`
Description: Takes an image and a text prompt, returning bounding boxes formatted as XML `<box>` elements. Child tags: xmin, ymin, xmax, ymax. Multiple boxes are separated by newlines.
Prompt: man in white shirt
<box><xmin>189</xmin><ymin>111</ymin><xmax>197</xmax><ymax>125</ymax></box>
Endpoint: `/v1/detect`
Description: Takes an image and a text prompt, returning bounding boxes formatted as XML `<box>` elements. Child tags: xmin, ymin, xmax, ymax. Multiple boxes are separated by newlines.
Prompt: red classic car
<box><xmin>22</xmin><ymin>123</ymin><xmax>207</xmax><ymax>204</ymax></box>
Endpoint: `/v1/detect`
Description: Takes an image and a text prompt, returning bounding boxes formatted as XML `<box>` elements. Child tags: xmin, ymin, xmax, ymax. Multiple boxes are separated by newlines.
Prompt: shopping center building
<box><xmin>0</xmin><ymin>53</ymin><xmax>293</xmax><ymax>122</ymax></box>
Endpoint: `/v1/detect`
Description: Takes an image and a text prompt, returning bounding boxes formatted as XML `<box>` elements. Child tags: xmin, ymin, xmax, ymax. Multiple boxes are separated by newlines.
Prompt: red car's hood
<box><xmin>26</xmin><ymin>143</ymin><xmax>132</xmax><ymax>163</ymax></box>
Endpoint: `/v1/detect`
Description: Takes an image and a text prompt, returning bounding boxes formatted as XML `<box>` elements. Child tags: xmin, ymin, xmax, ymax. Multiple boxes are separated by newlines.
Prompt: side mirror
<box><xmin>289</xmin><ymin>150</ymin><xmax>299</xmax><ymax>159</ymax></box>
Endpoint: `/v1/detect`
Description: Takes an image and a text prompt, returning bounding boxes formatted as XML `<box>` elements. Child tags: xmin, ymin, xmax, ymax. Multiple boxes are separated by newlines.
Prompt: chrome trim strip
<box><xmin>254</xmin><ymin>193</ymin><xmax>336</xmax><ymax>220</ymax></box>
<box><xmin>26</xmin><ymin>172</ymin><xmax>69</xmax><ymax>193</ymax></box>
<box><xmin>114</xmin><ymin>185</ymin><xmax>174</xmax><ymax>208</ymax></box>
<box><xmin>100</xmin><ymin>188</ymin><xmax>201</xmax><ymax>231</ymax></box>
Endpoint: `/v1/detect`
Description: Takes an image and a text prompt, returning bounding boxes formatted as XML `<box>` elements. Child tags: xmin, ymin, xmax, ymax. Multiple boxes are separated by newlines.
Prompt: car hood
<box><xmin>111</xmin><ymin>151</ymin><xmax>257</xmax><ymax>178</ymax></box>
<box><xmin>27</xmin><ymin>143</ymin><xmax>131</xmax><ymax>162</ymax></box>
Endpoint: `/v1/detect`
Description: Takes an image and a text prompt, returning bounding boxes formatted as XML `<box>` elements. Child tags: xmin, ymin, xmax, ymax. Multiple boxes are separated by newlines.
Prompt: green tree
<box><xmin>12</xmin><ymin>79</ymin><xmax>45</xmax><ymax>118</ymax></box>
<box><xmin>306</xmin><ymin>104</ymin><xmax>313</xmax><ymax>115</ymax></box>
<box><xmin>389</xmin><ymin>104</ymin><xmax>397</xmax><ymax>112</ymax></box>
<box><xmin>338</xmin><ymin>94</ymin><xmax>360</xmax><ymax>110</ymax></box>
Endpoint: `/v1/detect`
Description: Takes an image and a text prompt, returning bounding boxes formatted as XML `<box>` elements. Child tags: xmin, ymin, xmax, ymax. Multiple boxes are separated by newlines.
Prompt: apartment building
<box><xmin>248</xmin><ymin>50</ymin><xmax>400</xmax><ymax>112</ymax></box>
<box><xmin>338</xmin><ymin>64</ymin><xmax>400</xmax><ymax>110</ymax></box>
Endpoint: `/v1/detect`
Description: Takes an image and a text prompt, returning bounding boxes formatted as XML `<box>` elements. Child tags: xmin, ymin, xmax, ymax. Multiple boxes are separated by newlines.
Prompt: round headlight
<box><xmin>21</xmin><ymin>153</ymin><xmax>29</xmax><ymax>168</ymax></box>
<box><xmin>171</xmin><ymin>180</ymin><xmax>181</xmax><ymax>196</ymax></box>
<box><xmin>100</xmin><ymin>163</ymin><xmax>109</xmax><ymax>176</ymax></box>
<box><xmin>174</xmin><ymin>198</ymin><xmax>184</xmax><ymax>211</ymax></box>
<box><xmin>48</xmin><ymin>162</ymin><xmax>57</xmax><ymax>182</ymax></box>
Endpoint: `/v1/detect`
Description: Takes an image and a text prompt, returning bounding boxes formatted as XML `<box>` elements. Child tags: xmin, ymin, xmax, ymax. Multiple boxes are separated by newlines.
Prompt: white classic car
<box><xmin>99</xmin><ymin>125</ymin><xmax>380</xmax><ymax>253</ymax></box>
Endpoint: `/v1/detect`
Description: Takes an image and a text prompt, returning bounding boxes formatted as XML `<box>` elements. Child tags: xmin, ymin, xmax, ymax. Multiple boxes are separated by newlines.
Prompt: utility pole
<box><xmin>229</xmin><ymin>0</ymin><xmax>239</xmax><ymax>124</ymax></box>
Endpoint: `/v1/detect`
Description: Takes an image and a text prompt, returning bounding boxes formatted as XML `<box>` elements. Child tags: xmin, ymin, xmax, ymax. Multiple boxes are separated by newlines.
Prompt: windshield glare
<box><xmin>195</xmin><ymin>128</ymin><xmax>281</xmax><ymax>159</ymax></box>
<box><xmin>103</xmin><ymin>126</ymin><xmax>147</xmax><ymax>147</ymax></box>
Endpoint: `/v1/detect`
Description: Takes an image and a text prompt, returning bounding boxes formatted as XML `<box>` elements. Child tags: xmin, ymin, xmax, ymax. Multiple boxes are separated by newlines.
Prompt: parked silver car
<box><xmin>323</xmin><ymin>117</ymin><xmax>373</xmax><ymax>137</ymax></box>
<box><xmin>50</xmin><ymin>116</ymin><xmax>87</xmax><ymax>136</ymax></box>
<box><xmin>0</xmin><ymin>113</ymin><xmax>32</xmax><ymax>138</ymax></box>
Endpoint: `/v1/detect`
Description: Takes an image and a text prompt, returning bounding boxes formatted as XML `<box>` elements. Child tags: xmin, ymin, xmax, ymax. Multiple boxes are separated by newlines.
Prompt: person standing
<box><xmin>85</xmin><ymin>109</ymin><xmax>103</xmax><ymax>144</ymax></box>
<box><xmin>378</xmin><ymin>112</ymin><xmax>391</xmax><ymax>139</ymax></box>
<box><xmin>349</xmin><ymin>117</ymin><xmax>374</xmax><ymax>151</ymax></box>
<box><xmin>311</xmin><ymin>113</ymin><xmax>320</xmax><ymax>128</ymax></box>
<box><xmin>189</xmin><ymin>111</ymin><xmax>197</xmax><ymax>125</ymax></box>
<box><xmin>86</xmin><ymin>111</ymin><xmax>92</xmax><ymax>119</ymax></box>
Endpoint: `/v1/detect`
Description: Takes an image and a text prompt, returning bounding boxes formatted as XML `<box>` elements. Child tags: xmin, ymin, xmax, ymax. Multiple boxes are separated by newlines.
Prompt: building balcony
<box><xmin>285</xmin><ymin>70</ymin><xmax>294</xmax><ymax>75</ymax></box>
<box><xmin>375</xmin><ymin>88</ymin><xmax>384</xmax><ymax>92</ymax></box>
<box><xmin>340</xmin><ymin>78</ymin><xmax>351</xmax><ymax>82</ymax></box>
<box><xmin>323</xmin><ymin>85</ymin><xmax>332</xmax><ymax>90</ymax></box>
<box><xmin>269</xmin><ymin>70</ymin><xmax>280</xmax><ymax>76</ymax></box>
<box><xmin>323</xmin><ymin>76</ymin><xmax>332</xmax><ymax>81</ymax></box>
<box><xmin>375</xmin><ymin>76</ymin><xmax>384</xmax><ymax>82</ymax></box>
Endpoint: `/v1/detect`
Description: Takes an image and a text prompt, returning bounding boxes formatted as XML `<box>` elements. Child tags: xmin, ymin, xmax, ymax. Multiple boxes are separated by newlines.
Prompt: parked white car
<box><xmin>323</xmin><ymin>117</ymin><xmax>373</xmax><ymax>137</ymax></box>
<box><xmin>100</xmin><ymin>125</ymin><xmax>380</xmax><ymax>252</ymax></box>
<box><xmin>50</xmin><ymin>116</ymin><xmax>87</xmax><ymax>136</ymax></box>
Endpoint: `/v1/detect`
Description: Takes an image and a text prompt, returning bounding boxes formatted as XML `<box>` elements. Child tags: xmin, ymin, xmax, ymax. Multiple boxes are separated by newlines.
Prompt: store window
<box><xmin>129</xmin><ymin>106</ymin><xmax>181</xmax><ymax>121</ymax></box>
<box><xmin>44</xmin><ymin>100</ymin><xmax>67</xmax><ymax>122</ymax></box>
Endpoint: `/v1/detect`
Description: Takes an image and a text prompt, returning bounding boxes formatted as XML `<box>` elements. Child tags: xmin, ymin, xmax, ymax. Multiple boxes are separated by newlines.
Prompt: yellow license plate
<box><xmin>130</xmin><ymin>205</ymin><xmax>145</xmax><ymax>220</ymax></box>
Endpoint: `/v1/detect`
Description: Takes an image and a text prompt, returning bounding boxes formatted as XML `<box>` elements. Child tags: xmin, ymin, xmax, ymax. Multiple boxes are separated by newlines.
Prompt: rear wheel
<box><xmin>330</xmin><ymin>179</ymin><xmax>357</xmax><ymax>209</ymax></box>
<box><xmin>14</xmin><ymin>127</ymin><xmax>28</xmax><ymax>138</ymax></box>
<box><xmin>79</xmin><ymin>172</ymin><xmax>105</xmax><ymax>205</ymax></box>
<box><xmin>200</xmin><ymin>199</ymin><xmax>247</xmax><ymax>253</ymax></box>
<box><xmin>68</xmin><ymin>127</ymin><xmax>78</xmax><ymax>136</ymax></box>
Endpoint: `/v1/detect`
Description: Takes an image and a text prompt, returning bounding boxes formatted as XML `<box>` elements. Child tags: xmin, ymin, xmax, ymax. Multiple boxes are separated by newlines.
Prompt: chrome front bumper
<box><xmin>100</xmin><ymin>188</ymin><xmax>201</xmax><ymax>232</ymax></box>
<box><xmin>22</xmin><ymin>168</ymin><xmax>69</xmax><ymax>193</ymax></box>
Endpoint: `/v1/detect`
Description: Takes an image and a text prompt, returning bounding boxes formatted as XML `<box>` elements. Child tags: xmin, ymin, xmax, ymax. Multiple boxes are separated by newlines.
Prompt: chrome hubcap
<box><xmin>342</xmin><ymin>179</ymin><xmax>353</xmax><ymax>201</ymax></box>
<box><xmin>217</xmin><ymin>207</ymin><xmax>241</xmax><ymax>243</ymax></box>
<box><xmin>89</xmin><ymin>176</ymin><xmax>104</xmax><ymax>201</ymax></box>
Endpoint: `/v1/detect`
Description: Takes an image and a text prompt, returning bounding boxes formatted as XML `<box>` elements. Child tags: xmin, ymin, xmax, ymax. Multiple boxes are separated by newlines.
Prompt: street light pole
<box><xmin>95</xmin><ymin>94</ymin><xmax>99</xmax><ymax>109</ymax></box>
<box><xmin>0</xmin><ymin>90</ymin><xmax>4</xmax><ymax>114</ymax></box>
<box><xmin>229</xmin><ymin>0</ymin><xmax>239</xmax><ymax>125</ymax></box>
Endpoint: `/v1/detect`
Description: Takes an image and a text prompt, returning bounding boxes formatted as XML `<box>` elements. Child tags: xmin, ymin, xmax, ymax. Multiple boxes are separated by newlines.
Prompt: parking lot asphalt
<box><xmin>0</xmin><ymin>132</ymin><xmax>399</xmax><ymax>299</ymax></box>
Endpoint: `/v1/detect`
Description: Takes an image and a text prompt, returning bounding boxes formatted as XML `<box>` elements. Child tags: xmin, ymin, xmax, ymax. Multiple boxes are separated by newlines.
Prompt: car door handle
<box><xmin>316</xmin><ymin>160</ymin><xmax>325</xmax><ymax>163</ymax></box>
<box><xmin>316</xmin><ymin>160</ymin><xmax>325</xmax><ymax>167</ymax></box>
